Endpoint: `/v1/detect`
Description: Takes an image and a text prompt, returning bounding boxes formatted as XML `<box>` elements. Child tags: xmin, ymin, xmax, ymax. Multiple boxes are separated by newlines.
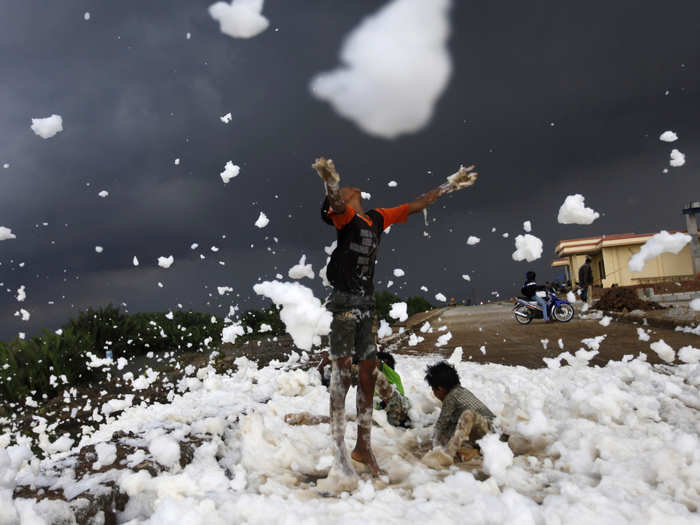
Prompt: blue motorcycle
<box><xmin>513</xmin><ymin>290</ymin><xmax>574</xmax><ymax>324</ymax></box>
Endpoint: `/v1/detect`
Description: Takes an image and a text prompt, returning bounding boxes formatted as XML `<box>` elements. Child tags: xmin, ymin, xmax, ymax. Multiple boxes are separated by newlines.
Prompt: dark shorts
<box><xmin>327</xmin><ymin>291</ymin><xmax>377</xmax><ymax>362</ymax></box>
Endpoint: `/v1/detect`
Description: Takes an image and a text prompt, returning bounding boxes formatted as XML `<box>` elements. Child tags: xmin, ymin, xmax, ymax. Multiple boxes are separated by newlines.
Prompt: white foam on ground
<box><xmin>5</xmin><ymin>353</ymin><xmax>699</xmax><ymax>524</ymax></box>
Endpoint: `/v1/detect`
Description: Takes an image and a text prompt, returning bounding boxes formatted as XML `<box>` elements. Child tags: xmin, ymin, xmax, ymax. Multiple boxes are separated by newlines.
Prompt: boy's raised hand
<box><xmin>313</xmin><ymin>157</ymin><xmax>340</xmax><ymax>186</ymax></box>
<box><xmin>440</xmin><ymin>164</ymin><xmax>478</xmax><ymax>195</ymax></box>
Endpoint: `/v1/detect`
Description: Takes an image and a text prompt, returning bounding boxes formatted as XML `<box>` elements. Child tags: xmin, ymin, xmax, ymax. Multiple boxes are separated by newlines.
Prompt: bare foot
<box><xmin>351</xmin><ymin>448</ymin><xmax>380</xmax><ymax>476</ymax></box>
<box><xmin>456</xmin><ymin>447</ymin><xmax>480</xmax><ymax>462</ymax></box>
<box><xmin>421</xmin><ymin>448</ymin><xmax>454</xmax><ymax>469</ymax></box>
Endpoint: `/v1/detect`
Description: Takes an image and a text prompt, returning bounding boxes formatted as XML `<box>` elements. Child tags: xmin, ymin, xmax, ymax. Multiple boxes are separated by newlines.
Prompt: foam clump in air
<box><xmin>253</xmin><ymin>280</ymin><xmax>331</xmax><ymax>350</ymax></box>
<box><xmin>30</xmin><ymin>114</ymin><xmax>63</xmax><ymax>139</ymax></box>
<box><xmin>669</xmin><ymin>149</ymin><xmax>685</xmax><ymax>167</ymax></box>
<box><xmin>628</xmin><ymin>230</ymin><xmax>691</xmax><ymax>272</ymax></box>
<box><xmin>378</xmin><ymin>319</ymin><xmax>393</xmax><ymax>338</ymax></box>
<box><xmin>288</xmin><ymin>255</ymin><xmax>314</xmax><ymax>280</ymax></box>
<box><xmin>393</xmin><ymin>268</ymin><xmax>405</xmax><ymax>277</ymax></box>
<box><xmin>220</xmin><ymin>161</ymin><xmax>240</xmax><ymax>183</ymax></box>
<box><xmin>0</xmin><ymin>227</ymin><xmax>16</xmax><ymax>241</ymax></box>
<box><xmin>98</xmin><ymin>190</ymin><xmax>109</xmax><ymax>198</ymax></box>
<box><xmin>389</xmin><ymin>302</ymin><xmax>408</xmax><ymax>322</ymax></box>
<box><xmin>255</xmin><ymin>212</ymin><xmax>269</xmax><ymax>228</ymax></box>
<box><xmin>310</xmin><ymin>0</ymin><xmax>452</xmax><ymax>139</ymax></box>
<box><xmin>157</xmin><ymin>255</ymin><xmax>174</xmax><ymax>269</ymax></box>
<box><xmin>435</xmin><ymin>293</ymin><xmax>447</xmax><ymax>302</ymax></box>
<box><xmin>523</xmin><ymin>220</ymin><xmax>532</xmax><ymax>232</ymax></box>
<box><xmin>659</xmin><ymin>130</ymin><xmax>678</xmax><ymax>142</ymax></box>
<box><xmin>209</xmin><ymin>0</ymin><xmax>269</xmax><ymax>39</ymax></box>
<box><xmin>222</xmin><ymin>322</ymin><xmax>245</xmax><ymax>344</ymax></box>
<box><xmin>512</xmin><ymin>234</ymin><xmax>543</xmax><ymax>262</ymax></box>
<box><xmin>467</xmin><ymin>236</ymin><xmax>480</xmax><ymax>246</ymax></box>
<box><xmin>557</xmin><ymin>194</ymin><xmax>600</xmax><ymax>225</ymax></box>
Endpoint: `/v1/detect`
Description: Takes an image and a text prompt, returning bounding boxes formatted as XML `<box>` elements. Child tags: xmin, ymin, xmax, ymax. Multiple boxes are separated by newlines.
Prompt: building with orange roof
<box><xmin>552</xmin><ymin>230</ymin><xmax>698</xmax><ymax>288</ymax></box>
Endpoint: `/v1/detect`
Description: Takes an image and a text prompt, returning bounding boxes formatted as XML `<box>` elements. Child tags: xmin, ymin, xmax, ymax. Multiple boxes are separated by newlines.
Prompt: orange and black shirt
<box><xmin>326</xmin><ymin>204</ymin><xmax>410</xmax><ymax>296</ymax></box>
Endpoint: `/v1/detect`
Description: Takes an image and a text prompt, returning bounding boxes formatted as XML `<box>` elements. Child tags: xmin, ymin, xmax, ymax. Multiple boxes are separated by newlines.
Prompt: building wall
<box><xmin>600</xmin><ymin>244</ymin><xmax>694</xmax><ymax>287</ymax></box>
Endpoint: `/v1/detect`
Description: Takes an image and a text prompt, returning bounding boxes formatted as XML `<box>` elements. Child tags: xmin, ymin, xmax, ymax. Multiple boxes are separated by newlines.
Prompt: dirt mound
<box><xmin>593</xmin><ymin>287</ymin><xmax>665</xmax><ymax>312</ymax></box>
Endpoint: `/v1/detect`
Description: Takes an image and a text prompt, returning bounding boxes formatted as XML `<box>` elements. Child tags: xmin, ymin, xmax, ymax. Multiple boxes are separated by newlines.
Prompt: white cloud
<box><xmin>209</xmin><ymin>0</ymin><xmax>269</xmax><ymax>39</ymax></box>
<box><xmin>31</xmin><ymin>114</ymin><xmax>63</xmax><ymax>139</ymax></box>
<box><xmin>310</xmin><ymin>0</ymin><xmax>452</xmax><ymax>139</ymax></box>
<box><xmin>557</xmin><ymin>194</ymin><xmax>600</xmax><ymax>225</ymax></box>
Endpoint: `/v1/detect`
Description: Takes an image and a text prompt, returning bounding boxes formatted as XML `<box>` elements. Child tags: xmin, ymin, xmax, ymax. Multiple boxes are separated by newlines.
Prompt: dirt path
<box><xmin>393</xmin><ymin>303</ymin><xmax>699</xmax><ymax>368</ymax></box>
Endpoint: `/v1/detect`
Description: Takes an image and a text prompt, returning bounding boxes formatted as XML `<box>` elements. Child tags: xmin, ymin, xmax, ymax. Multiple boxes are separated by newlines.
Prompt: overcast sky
<box><xmin>1</xmin><ymin>0</ymin><xmax>698</xmax><ymax>340</ymax></box>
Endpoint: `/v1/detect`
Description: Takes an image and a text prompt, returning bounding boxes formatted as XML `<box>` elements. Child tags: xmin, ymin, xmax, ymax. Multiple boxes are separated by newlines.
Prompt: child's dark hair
<box><xmin>425</xmin><ymin>361</ymin><xmax>460</xmax><ymax>390</ymax></box>
<box><xmin>321</xmin><ymin>196</ymin><xmax>333</xmax><ymax>225</ymax></box>
<box><xmin>377</xmin><ymin>351</ymin><xmax>396</xmax><ymax>370</ymax></box>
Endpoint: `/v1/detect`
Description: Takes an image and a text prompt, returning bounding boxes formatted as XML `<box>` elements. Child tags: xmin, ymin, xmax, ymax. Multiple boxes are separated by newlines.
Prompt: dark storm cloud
<box><xmin>1</xmin><ymin>0</ymin><xmax>699</xmax><ymax>339</ymax></box>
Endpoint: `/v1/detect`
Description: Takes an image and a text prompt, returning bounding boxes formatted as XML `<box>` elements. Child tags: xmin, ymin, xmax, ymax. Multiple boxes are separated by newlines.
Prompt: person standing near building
<box><xmin>313</xmin><ymin>156</ymin><xmax>476</xmax><ymax>486</ymax></box>
<box><xmin>578</xmin><ymin>257</ymin><xmax>594</xmax><ymax>305</ymax></box>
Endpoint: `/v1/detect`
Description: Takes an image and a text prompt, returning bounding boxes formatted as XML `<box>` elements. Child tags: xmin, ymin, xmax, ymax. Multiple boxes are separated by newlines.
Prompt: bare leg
<box><xmin>375</xmin><ymin>372</ymin><xmax>410</xmax><ymax>427</ymax></box>
<box><xmin>444</xmin><ymin>410</ymin><xmax>475</xmax><ymax>457</ymax></box>
<box><xmin>374</xmin><ymin>372</ymin><xmax>394</xmax><ymax>403</ymax></box>
<box><xmin>351</xmin><ymin>360</ymin><xmax>380</xmax><ymax>475</ymax></box>
<box><xmin>329</xmin><ymin>357</ymin><xmax>355</xmax><ymax>478</ymax></box>
<box><xmin>422</xmin><ymin>410</ymin><xmax>478</xmax><ymax>469</ymax></box>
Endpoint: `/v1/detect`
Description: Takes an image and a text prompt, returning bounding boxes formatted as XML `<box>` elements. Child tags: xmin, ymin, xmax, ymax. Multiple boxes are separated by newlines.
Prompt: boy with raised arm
<box><xmin>313</xmin><ymin>156</ymin><xmax>476</xmax><ymax>486</ymax></box>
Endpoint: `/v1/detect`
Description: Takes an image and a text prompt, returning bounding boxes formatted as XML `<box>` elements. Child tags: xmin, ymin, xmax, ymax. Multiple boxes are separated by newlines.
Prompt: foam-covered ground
<box><xmin>2</xmin><ymin>351</ymin><xmax>699</xmax><ymax>524</ymax></box>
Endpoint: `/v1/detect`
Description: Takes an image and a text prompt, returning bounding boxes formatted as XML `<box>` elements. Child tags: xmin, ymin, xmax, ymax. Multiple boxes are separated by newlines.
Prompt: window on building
<box><xmin>598</xmin><ymin>258</ymin><xmax>606</xmax><ymax>280</ymax></box>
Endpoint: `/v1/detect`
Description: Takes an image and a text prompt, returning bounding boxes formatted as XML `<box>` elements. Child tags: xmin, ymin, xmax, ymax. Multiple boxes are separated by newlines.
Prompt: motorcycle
<box><xmin>513</xmin><ymin>290</ymin><xmax>574</xmax><ymax>324</ymax></box>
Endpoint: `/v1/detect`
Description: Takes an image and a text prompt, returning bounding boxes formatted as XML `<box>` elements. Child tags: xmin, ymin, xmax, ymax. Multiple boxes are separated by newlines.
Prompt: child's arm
<box><xmin>313</xmin><ymin>157</ymin><xmax>345</xmax><ymax>214</ymax></box>
<box><xmin>406</xmin><ymin>165</ymin><xmax>478</xmax><ymax>215</ymax></box>
<box><xmin>407</xmin><ymin>188</ymin><xmax>442</xmax><ymax>215</ymax></box>
<box><xmin>432</xmin><ymin>400</ymin><xmax>456</xmax><ymax>449</ymax></box>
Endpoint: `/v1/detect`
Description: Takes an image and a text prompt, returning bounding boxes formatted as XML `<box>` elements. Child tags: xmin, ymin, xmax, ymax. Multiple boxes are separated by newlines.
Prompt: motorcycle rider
<box><xmin>521</xmin><ymin>271</ymin><xmax>551</xmax><ymax>322</ymax></box>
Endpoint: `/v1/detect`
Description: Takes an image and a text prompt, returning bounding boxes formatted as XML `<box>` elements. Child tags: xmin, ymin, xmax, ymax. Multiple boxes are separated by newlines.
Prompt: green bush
<box><xmin>0</xmin><ymin>304</ymin><xmax>284</xmax><ymax>404</ymax></box>
<box><xmin>0</xmin><ymin>327</ymin><xmax>98</xmax><ymax>404</ymax></box>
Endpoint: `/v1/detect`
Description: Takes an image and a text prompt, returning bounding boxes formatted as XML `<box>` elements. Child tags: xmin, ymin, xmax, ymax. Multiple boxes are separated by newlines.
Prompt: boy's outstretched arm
<box><xmin>407</xmin><ymin>187</ymin><xmax>442</xmax><ymax>215</ymax></box>
<box><xmin>406</xmin><ymin>165</ymin><xmax>478</xmax><ymax>215</ymax></box>
<box><xmin>313</xmin><ymin>157</ymin><xmax>345</xmax><ymax>214</ymax></box>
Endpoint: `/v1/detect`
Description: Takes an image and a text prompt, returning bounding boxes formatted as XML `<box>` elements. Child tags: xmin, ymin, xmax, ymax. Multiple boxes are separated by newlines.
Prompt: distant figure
<box><xmin>421</xmin><ymin>361</ymin><xmax>496</xmax><ymax>468</ymax></box>
<box><xmin>521</xmin><ymin>271</ymin><xmax>551</xmax><ymax>322</ymax></box>
<box><xmin>578</xmin><ymin>257</ymin><xmax>594</xmax><ymax>305</ymax></box>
